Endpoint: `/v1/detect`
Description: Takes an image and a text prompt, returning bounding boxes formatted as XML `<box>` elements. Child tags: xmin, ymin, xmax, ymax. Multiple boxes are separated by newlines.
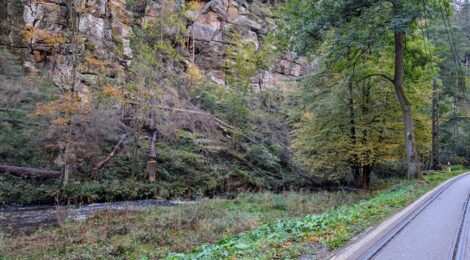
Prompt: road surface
<box><xmin>333</xmin><ymin>172</ymin><xmax>470</xmax><ymax>260</ymax></box>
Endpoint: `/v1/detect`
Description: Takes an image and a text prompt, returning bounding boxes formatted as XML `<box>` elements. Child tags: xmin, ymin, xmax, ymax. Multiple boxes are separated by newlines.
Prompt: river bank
<box><xmin>2</xmin><ymin>168</ymin><xmax>466</xmax><ymax>258</ymax></box>
<box><xmin>0</xmin><ymin>200</ymin><xmax>179</xmax><ymax>234</ymax></box>
<box><xmin>0</xmin><ymin>188</ymin><xmax>377</xmax><ymax>258</ymax></box>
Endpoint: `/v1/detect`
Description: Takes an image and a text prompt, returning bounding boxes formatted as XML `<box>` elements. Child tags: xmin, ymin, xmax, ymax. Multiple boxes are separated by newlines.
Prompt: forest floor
<box><xmin>0</xmin><ymin>167</ymin><xmax>467</xmax><ymax>259</ymax></box>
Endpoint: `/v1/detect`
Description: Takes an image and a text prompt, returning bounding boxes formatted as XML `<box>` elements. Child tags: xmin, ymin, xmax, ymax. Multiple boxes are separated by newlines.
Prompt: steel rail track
<box><xmin>358</xmin><ymin>172</ymin><xmax>470</xmax><ymax>260</ymax></box>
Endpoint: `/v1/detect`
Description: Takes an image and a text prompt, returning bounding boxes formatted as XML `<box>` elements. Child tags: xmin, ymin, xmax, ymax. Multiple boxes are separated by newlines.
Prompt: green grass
<box><xmin>0</xmin><ymin>168</ymin><xmax>467</xmax><ymax>259</ymax></box>
<box><xmin>0</xmin><ymin>189</ymin><xmax>374</xmax><ymax>258</ymax></box>
<box><xmin>167</xmin><ymin>168</ymin><xmax>468</xmax><ymax>259</ymax></box>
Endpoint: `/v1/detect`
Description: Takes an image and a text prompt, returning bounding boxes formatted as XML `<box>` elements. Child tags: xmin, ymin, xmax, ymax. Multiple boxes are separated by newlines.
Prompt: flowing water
<box><xmin>0</xmin><ymin>200</ymin><xmax>183</xmax><ymax>235</ymax></box>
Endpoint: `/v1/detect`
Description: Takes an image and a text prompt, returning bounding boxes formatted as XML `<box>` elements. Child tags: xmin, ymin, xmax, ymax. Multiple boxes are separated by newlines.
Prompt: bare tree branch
<box><xmin>356</xmin><ymin>73</ymin><xmax>395</xmax><ymax>85</ymax></box>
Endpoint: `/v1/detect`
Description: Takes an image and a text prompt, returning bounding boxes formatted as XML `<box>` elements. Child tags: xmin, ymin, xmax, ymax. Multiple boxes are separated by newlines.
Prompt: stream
<box><xmin>0</xmin><ymin>200</ymin><xmax>185</xmax><ymax>235</ymax></box>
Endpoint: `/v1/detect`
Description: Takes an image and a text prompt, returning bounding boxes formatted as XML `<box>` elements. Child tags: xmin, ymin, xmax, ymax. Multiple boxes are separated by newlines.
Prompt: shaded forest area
<box><xmin>0</xmin><ymin>0</ymin><xmax>469</xmax><ymax>207</ymax></box>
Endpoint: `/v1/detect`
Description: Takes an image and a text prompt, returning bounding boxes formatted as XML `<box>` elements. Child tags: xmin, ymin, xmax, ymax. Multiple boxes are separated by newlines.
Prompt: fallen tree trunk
<box><xmin>0</xmin><ymin>165</ymin><xmax>61</xmax><ymax>178</ymax></box>
<box><xmin>154</xmin><ymin>105</ymin><xmax>293</xmax><ymax>153</ymax></box>
<box><xmin>1</xmin><ymin>118</ymin><xmax>39</xmax><ymax>126</ymax></box>
<box><xmin>0</xmin><ymin>108</ymin><xmax>28</xmax><ymax>114</ymax></box>
<box><xmin>205</xmin><ymin>146</ymin><xmax>282</xmax><ymax>179</ymax></box>
<box><xmin>154</xmin><ymin>105</ymin><xmax>258</xmax><ymax>144</ymax></box>
<box><xmin>91</xmin><ymin>133</ymin><xmax>127</xmax><ymax>178</ymax></box>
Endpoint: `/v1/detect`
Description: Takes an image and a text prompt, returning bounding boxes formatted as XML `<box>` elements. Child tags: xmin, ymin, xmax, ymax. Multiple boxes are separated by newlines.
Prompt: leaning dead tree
<box><xmin>146</xmin><ymin>111</ymin><xmax>157</xmax><ymax>182</ymax></box>
<box><xmin>154</xmin><ymin>105</ymin><xmax>257</xmax><ymax>143</ymax></box>
<box><xmin>90</xmin><ymin>104</ymin><xmax>284</xmax><ymax>181</ymax></box>
<box><xmin>91</xmin><ymin>133</ymin><xmax>128</xmax><ymax>178</ymax></box>
<box><xmin>0</xmin><ymin>165</ymin><xmax>61</xmax><ymax>178</ymax></box>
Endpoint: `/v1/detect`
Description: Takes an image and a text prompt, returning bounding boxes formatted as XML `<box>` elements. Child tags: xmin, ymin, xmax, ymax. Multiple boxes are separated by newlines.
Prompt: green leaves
<box><xmin>167</xmin><ymin>169</ymin><xmax>465</xmax><ymax>259</ymax></box>
<box><xmin>280</xmin><ymin>0</ymin><xmax>446</xmax><ymax>178</ymax></box>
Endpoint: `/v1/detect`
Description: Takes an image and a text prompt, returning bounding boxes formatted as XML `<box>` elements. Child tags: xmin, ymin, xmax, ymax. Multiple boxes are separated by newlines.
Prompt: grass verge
<box><xmin>0</xmin><ymin>188</ymin><xmax>375</xmax><ymax>258</ymax></box>
<box><xmin>168</xmin><ymin>167</ymin><xmax>468</xmax><ymax>259</ymax></box>
<box><xmin>0</xmin><ymin>167</ymin><xmax>466</xmax><ymax>259</ymax></box>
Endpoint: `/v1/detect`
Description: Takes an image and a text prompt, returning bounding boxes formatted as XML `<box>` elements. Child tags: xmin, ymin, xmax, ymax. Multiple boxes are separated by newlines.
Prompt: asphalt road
<box><xmin>373</xmin><ymin>173</ymin><xmax>470</xmax><ymax>260</ymax></box>
<box><xmin>333</xmin><ymin>172</ymin><xmax>470</xmax><ymax>260</ymax></box>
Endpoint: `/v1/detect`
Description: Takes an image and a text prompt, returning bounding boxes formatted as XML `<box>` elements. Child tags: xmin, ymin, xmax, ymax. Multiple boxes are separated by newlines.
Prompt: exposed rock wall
<box><xmin>180</xmin><ymin>0</ymin><xmax>305</xmax><ymax>90</ymax></box>
<box><xmin>1</xmin><ymin>0</ymin><xmax>133</xmax><ymax>94</ymax></box>
<box><xmin>0</xmin><ymin>0</ymin><xmax>304</xmax><ymax>91</ymax></box>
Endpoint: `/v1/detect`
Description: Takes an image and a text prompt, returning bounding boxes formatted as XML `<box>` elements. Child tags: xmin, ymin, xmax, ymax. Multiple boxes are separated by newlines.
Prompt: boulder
<box><xmin>200</xmin><ymin>11</ymin><xmax>223</xmax><ymax>30</ymax></box>
<box><xmin>24</xmin><ymin>1</ymin><xmax>67</xmax><ymax>32</ymax></box>
<box><xmin>79</xmin><ymin>14</ymin><xmax>106</xmax><ymax>41</ymax></box>
<box><xmin>191</xmin><ymin>22</ymin><xmax>218</xmax><ymax>42</ymax></box>
<box><xmin>232</xmin><ymin>15</ymin><xmax>262</xmax><ymax>32</ymax></box>
<box><xmin>201</xmin><ymin>0</ymin><xmax>226</xmax><ymax>16</ymax></box>
<box><xmin>195</xmin><ymin>41</ymin><xmax>225</xmax><ymax>70</ymax></box>
<box><xmin>226</xmin><ymin>4</ymin><xmax>239</xmax><ymax>22</ymax></box>
<box><xmin>208</xmin><ymin>70</ymin><xmax>226</xmax><ymax>86</ymax></box>
<box><xmin>240</xmin><ymin>28</ymin><xmax>259</xmax><ymax>49</ymax></box>
<box><xmin>276</xmin><ymin>59</ymin><xmax>303</xmax><ymax>77</ymax></box>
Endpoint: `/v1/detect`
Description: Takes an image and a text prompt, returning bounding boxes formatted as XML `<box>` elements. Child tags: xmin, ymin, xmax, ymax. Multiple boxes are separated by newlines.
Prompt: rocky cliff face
<box><xmin>1</xmin><ymin>0</ymin><xmax>133</xmax><ymax>94</ymax></box>
<box><xmin>179</xmin><ymin>0</ymin><xmax>304</xmax><ymax>90</ymax></box>
<box><xmin>0</xmin><ymin>0</ymin><xmax>304</xmax><ymax>91</ymax></box>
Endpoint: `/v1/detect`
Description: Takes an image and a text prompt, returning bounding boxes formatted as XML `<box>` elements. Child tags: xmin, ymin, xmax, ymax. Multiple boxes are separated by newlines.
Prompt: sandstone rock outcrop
<box><xmin>1</xmin><ymin>0</ymin><xmax>132</xmax><ymax>94</ymax></box>
<box><xmin>1</xmin><ymin>0</ymin><xmax>304</xmax><ymax>91</ymax></box>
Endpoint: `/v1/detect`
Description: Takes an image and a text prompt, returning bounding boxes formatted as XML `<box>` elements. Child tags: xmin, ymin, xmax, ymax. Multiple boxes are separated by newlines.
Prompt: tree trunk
<box><xmin>63</xmin><ymin>143</ymin><xmax>77</xmax><ymax>186</ymax></box>
<box><xmin>362</xmin><ymin>165</ymin><xmax>371</xmax><ymax>189</ymax></box>
<box><xmin>348</xmin><ymin>81</ymin><xmax>362</xmax><ymax>187</ymax></box>
<box><xmin>92</xmin><ymin>133</ymin><xmax>127</xmax><ymax>178</ymax></box>
<box><xmin>430</xmin><ymin>78</ymin><xmax>442</xmax><ymax>170</ymax></box>
<box><xmin>361</xmin><ymin>81</ymin><xmax>373</xmax><ymax>188</ymax></box>
<box><xmin>0</xmin><ymin>165</ymin><xmax>61</xmax><ymax>178</ymax></box>
<box><xmin>393</xmin><ymin>30</ymin><xmax>421</xmax><ymax>178</ymax></box>
<box><xmin>146</xmin><ymin>112</ymin><xmax>157</xmax><ymax>182</ymax></box>
<box><xmin>146</xmin><ymin>129</ymin><xmax>157</xmax><ymax>182</ymax></box>
<box><xmin>453</xmin><ymin>98</ymin><xmax>458</xmax><ymax>158</ymax></box>
<box><xmin>352</xmin><ymin>166</ymin><xmax>362</xmax><ymax>188</ymax></box>
<box><xmin>62</xmin><ymin>1</ymin><xmax>79</xmax><ymax>187</ymax></box>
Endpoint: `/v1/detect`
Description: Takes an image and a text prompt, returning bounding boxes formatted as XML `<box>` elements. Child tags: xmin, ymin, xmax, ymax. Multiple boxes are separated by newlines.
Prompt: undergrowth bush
<box><xmin>167</xmin><ymin>169</ymin><xmax>468</xmax><ymax>259</ymax></box>
<box><xmin>1</xmin><ymin>189</ymin><xmax>375</xmax><ymax>258</ymax></box>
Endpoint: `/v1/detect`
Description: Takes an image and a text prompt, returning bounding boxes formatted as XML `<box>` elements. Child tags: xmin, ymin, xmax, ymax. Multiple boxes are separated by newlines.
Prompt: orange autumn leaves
<box><xmin>33</xmin><ymin>96</ymin><xmax>86</xmax><ymax>126</ymax></box>
<box><xmin>22</xmin><ymin>26</ymin><xmax>65</xmax><ymax>49</ymax></box>
<box><xmin>101</xmin><ymin>85</ymin><xmax>123</xmax><ymax>100</ymax></box>
<box><xmin>33</xmin><ymin>85</ymin><xmax>123</xmax><ymax>122</ymax></box>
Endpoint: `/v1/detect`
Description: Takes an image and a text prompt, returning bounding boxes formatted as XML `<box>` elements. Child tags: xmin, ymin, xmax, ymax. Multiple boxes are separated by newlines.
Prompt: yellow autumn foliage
<box><xmin>51</xmin><ymin>117</ymin><xmax>70</xmax><ymax>126</ymax></box>
<box><xmin>22</xmin><ymin>26</ymin><xmax>65</xmax><ymax>47</ymax></box>
<box><xmin>187</xmin><ymin>63</ymin><xmax>203</xmax><ymax>83</ymax></box>
<box><xmin>33</xmin><ymin>97</ymin><xmax>82</xmax><ymax>117</ymax></box>
<box><xmin>102</xmin><ymin>85</ymin><xmax>123</xmax><ymax>100</ymax></box>
<box><xmin>84</xmin><ymin>55</ymin><xmax>110</xmax><ymax>67</ymax></box>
